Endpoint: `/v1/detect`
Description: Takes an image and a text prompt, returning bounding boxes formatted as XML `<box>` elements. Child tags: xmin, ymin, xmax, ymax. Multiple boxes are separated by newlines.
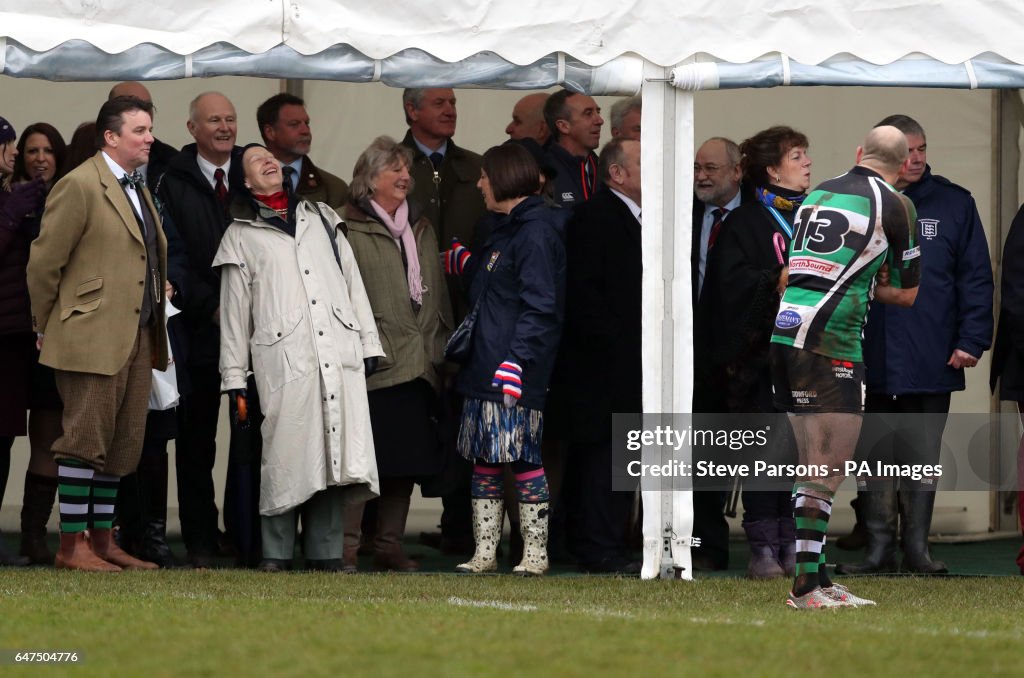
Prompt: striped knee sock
<box><xmin>92</xmin><ymin>472</ymin><xmax>120</xmax><ymax>530</ymax></box>
<box><xmin>471</xmin><ymin>464</ymin><xmax>504</xmax><ymax>499</ymax></box>
<box><xmin>57</xmin><ymin>459</ymin><xmax>94</xmax><ymax>534</ymax></box>
<box><xmin>792</xmin><ymin>481</ymin><xmax>834</xmax><ymax>596</ymax></box>
<box><xmin>514</xmin><ymin>469</ymin><xmax>549</xmax><ymax>503</ymax></box>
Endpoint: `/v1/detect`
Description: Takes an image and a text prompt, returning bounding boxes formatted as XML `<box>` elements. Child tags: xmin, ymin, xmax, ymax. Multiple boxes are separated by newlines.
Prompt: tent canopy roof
<box><xmin>5</xmin><ymin>0</ymin><xmax>1024</xmax><ymax>68</ymax></box>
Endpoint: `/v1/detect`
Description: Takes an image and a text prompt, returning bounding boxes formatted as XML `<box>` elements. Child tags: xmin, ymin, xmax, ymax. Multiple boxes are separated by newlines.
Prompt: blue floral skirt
<box><xmin>457</xmin><ymin>397</ymin><xmax>544</xmax><ymax>465</ymax></box>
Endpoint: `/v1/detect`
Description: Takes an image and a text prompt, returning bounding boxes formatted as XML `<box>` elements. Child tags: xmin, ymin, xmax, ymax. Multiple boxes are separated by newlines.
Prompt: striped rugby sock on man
<box><xmin>57</xmin><ymin>459</ymin><xmax>94</xmax><ymax>534</ymax></box>
<box><xmin>791</xmin><ymin>481</ymin><xmax>834</xmax><ymax>596</ymax></box>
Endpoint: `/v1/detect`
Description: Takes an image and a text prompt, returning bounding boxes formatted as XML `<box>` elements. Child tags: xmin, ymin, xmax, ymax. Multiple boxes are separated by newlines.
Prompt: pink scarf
<box><xmin>370</xmin><ymin>199</ymin><xmax>422</xmax><ymax>305</ymax></box>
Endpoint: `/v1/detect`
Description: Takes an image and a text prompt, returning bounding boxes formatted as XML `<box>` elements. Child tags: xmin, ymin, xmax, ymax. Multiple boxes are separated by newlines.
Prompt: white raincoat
<box><xmin>214</xmin><ymin>200</ymin><xmax>384</xmax><ymax>515</ymax></box>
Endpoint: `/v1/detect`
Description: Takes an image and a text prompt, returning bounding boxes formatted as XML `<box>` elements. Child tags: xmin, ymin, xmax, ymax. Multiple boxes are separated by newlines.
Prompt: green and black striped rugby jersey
<box><xmin>770</xmin><ymin>165</ymin><xmax>920</xmax><ymax>361</ymax></box>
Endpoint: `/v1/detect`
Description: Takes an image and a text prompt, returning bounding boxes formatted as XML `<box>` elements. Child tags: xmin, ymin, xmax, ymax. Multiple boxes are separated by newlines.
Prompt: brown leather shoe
<box><xmin>55</xmin><ymin>532</ymin><xmax>122</xmax><ymax>572</ymax></box>
<box><xmin>89</xmin><ymin>528</ymin><xmax>158</xmax><ymax>570</ymax></box>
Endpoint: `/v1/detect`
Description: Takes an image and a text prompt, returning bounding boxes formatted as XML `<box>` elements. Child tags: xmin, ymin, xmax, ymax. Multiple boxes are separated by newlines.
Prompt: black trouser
<box><xmin>567</xmin><ymin>440</ymin><xmax>636</xmax><ymax>567</ymax></box>
<box><xmin>861</xmin><ymin>392</ymin><xmax>951</xmax><ymax>491</ymax></box>
<box><xmin>175</xmin><ymin>365</ymin><xmax>223</xmax><ymax>557</ymax></box>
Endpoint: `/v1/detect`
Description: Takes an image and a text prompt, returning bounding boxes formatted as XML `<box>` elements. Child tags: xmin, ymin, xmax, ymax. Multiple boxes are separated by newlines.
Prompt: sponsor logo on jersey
<box><xmin>789</xmin><ymin>255</ymin><xmax>841</xmax><ymax>279</ymax></box>
<box><xmin>775</xmin><ymin>309</ymin><xmax>803</xmax><ymax>329</ymax></box>
<box><xmin>561</xmin><ymin>192</ymin><xmax>575</xmax><ymax>202</ymax></box>
<box><xmin>902</xmin><ymin>246</ymin><xmax>921</xmax><ymax>261</ymax></box>
<box><xmin>919</xmin><ymin>219</ymin><xmax>939</xmax><ymax>239</ymax></box>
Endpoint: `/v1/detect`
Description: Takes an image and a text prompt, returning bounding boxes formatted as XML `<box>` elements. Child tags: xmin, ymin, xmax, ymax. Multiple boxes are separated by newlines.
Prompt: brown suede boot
<box><xmin>20</xmin><ymin>472</ymin><xmax>57</xmax><ymax>565</ymax></box>
<box><xmin>372</xmin><ymin>488</ymin><xmax>418</xmax><ymax>572</ymax></box>
<box><xmin>55</xmin><ymin>531</ymin><xmax>122</xmax><ymax>572</ymax></box>
<box><xmin>88</xmin><ymin>528</ymin><xmax>158</xmax><ymax>570</ymax></box>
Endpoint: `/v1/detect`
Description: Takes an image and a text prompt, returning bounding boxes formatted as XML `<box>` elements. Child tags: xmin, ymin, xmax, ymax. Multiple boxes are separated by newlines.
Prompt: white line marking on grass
<box><xmin>851</xmin><ymin>623</ymin><xmax>1024</xmax><ymax>641</ymax></box>
<box><xmin>687</xmin><ymin>617</ymin><xmax>767</xmax><ymax>628</ymax></box>
<box><xmin>447</xmin><ymin>596</ymin><xmax>538</xmax><ymax>612</ymax></box>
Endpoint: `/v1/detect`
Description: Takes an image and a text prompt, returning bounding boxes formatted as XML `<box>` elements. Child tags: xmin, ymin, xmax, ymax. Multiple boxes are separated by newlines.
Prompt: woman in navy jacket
<box><xmin>444</xmin><ymin>143</ymin><xmax>566</xmax><ymax>576</ymax></box>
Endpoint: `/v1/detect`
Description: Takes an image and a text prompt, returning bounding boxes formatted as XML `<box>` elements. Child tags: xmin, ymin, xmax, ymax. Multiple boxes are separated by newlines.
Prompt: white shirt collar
<box><xmin>102</xmin><ymin>151</ymin><xmax>144</xmax><ymax>217</ymax></box>
<box><xmin>101</xmin><ymin>150</ymin><xmax>130</xmax><ymax>180</ymax></box>
<box><xmin>609</xmin><ymin>188</ymin><xmax>641</xmax><ymax>222</ymax></box>
<box><xmin>196</xmin><ymin>153</ymin><xmax>230</xmax><ymax>190</ymax></box>
<box><xmin>704</xmin><ymin>189</ymin><xmax>743</xmax><ymax>220</ymax></box>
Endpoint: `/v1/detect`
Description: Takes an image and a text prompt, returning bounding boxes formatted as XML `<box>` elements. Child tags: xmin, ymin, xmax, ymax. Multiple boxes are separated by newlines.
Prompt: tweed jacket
<box><xmin>27</xmin><ymin>152</ymin><xmax>168</xmax><ymax>375</ymax></box>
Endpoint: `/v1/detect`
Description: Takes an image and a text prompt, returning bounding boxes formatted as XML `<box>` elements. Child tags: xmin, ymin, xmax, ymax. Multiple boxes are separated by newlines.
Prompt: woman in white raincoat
<box><xmin>214</xmin><ymin>143</ymin><xmax>383</xmax><ymax>572</ymax></box>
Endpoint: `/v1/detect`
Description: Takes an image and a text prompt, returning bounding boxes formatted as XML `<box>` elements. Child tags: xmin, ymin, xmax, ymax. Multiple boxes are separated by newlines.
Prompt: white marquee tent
<box><xmin>5</xmin><ymin>0</ymin><xmax>1024</xmax><ymax>577</ymax></box>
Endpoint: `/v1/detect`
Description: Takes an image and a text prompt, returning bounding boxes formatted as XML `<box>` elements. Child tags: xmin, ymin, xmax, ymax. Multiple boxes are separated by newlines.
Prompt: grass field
<box><xmin>2</xmin><ymin>570</ymin><xmax>1023</xmax><ymax>677</ymax></box>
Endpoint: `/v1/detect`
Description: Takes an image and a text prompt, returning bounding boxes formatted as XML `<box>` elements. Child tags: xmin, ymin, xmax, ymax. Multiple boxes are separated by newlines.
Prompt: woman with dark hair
<box><xmin>341</xmin><ymin>136</ymin><xmax>453</xmax><ymax>572</ymax></box>
<box><xmin>697</xmin><ymin>125</ymin><xmax>812</xmax><ymax>579</ymax></box>
<box><xmin>0</xmin><ymin>116</ymin><xmax>48</xmax><ymax>566</ymax></box>
<box><xmin>215</xmin><ymin>143</ymin><xmax>383</xmax><ymax>572</ymax></box>
<box><xmin>442</xmin><ymin>143</ymin><xmax>566</xmax><ymax>575</ymax></box>
<box><xmin>12</xmin><ymin>122</ymin><xmax>68</xmax><ymax>189</ymax></box>
<box><xmin>1</xmin><ymin>120</ymin><xmax>67</xmax><ymax>566</ymax></box>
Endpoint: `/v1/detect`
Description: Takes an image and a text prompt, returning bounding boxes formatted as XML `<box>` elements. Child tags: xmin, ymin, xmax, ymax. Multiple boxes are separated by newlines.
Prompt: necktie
<box><xmin>214</xmin><ymin>167</ymin><xmax>228</xmax><ymax>205</ymax></box>
<box><xmin>119</xmin><ymin>170</ymin><xmax>145</xmax><ymax>190</ymax></box>
<box><xmin>708</xmin><ymin>207</ymin><xmax>729</xmax><ymax>249</ymax></box>
<box><xmin>429</xmin><ymin>152</ymin><xmax>443</xmax><ymax>171</ymax></box>
<box><xmin>282</xmin><ymin>166</ymin><xmax>296</xmax><ymax>196</ymax></box>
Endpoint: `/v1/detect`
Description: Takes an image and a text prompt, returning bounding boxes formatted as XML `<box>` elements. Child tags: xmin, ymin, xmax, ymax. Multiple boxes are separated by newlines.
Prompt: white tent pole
<box><xmin>639</xmin><ymin>60</ymin><xmax>696</xmax><ymax>580</ymax></box>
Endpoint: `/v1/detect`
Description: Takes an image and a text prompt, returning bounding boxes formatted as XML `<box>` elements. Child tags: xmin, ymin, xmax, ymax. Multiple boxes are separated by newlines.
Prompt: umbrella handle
<box><xmin>773</xmin><ymin>232</ymin><xmax>787</xmax><ymax>266</ymax></box>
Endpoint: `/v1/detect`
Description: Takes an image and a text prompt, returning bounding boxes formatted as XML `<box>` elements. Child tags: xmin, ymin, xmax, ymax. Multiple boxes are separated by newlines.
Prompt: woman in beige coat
<box><xmin>341</xmin><ymin>136</ymin><xmax>453</xmax><ymax>571</ymax></box>
<box><xmin>214</xmin><ymin>144</ymin><xmax>383</xmax><ymax>572</ymax></box>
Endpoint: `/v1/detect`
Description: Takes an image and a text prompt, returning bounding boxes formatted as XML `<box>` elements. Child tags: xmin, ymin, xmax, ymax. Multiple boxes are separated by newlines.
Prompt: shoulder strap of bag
<box><xmin>308</xmin><ymin>201</ymin><xmax>345</xmax><ymax>275</ymax></box>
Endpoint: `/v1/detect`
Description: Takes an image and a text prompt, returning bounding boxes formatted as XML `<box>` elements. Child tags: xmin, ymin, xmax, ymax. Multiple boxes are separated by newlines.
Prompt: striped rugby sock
<box><xmin>57</xmin><ymin>459</ymin><xmax>94</xmax><ymax>534</ymax></box>
<box><xmin>791</xmin><ymin>481</ymin><xmax>834</xmax><ymax>597</ymax></box>
<box><xmin>91</xmin><ymin>472</ymin><xmax>120</xmax><ymax>530</ymax></box>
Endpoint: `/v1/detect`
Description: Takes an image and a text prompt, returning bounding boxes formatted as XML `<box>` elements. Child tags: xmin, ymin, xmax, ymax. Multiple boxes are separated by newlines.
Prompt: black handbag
<box><xmin>444</xmin><ymin>252</ymin><xmax>499</xmax><ymax>364</ymax></box>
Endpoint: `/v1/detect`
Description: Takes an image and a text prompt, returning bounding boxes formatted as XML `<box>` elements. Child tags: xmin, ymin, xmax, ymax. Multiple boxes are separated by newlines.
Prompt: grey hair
<box><xmin>402</xmin><ymin>88</ymin><xmax>427</xmax><ymax>126</ymax></box>
<box><xmin>349</xmin><ymin>135</ymin><xmax>416</xmax><ymax>203</ymax></box>
<box><xmin>610</xmin><ymin>96</ymin><xmax>642</xmax><ymax>132</ymax></box>
<box><xmin>188</xmin><ymin>91</ymin><xmax>225</xmax><ymax>123</ymax></box>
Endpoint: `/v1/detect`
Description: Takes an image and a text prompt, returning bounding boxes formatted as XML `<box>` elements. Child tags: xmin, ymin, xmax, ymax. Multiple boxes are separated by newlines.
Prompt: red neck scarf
<box><xmin>253</xmin><ymin>191</ymin><xmax>288</xmax><ymax>217</ymax></box>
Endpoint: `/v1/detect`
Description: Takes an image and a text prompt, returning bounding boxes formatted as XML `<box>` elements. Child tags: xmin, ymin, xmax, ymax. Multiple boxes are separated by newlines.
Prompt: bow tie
<box><xmin>119</xmin><ymin>170</ymin><xmax>145</xmax><ymax>190</ymax></box>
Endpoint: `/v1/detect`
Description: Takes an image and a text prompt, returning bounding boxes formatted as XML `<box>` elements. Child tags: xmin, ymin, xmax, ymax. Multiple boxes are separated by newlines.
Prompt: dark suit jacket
<box><xmin>295</xmin><ymin>156</ymin><xmax>349</xmax><ymax>210</ymax></box>
<box><xmin>561</xmin><ymin>189</ymin><xmax>642</xmax><ymax>443</ymax></box>
<box><xmin>146</xmin><ymin>137</ymin><xmax>178</xmax><ymax>188</ymax></box>
<box><xmin>691</xmin><ymin>182</ymin><xmax>757</xmax><ymax>305</ymax></box>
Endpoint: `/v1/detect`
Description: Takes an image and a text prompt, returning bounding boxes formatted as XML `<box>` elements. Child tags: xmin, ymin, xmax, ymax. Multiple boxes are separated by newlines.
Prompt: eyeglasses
<box><xmin>693</xmin><ymin>163</ymin><xmax>732</xmax><ymax>175</ymax></box>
